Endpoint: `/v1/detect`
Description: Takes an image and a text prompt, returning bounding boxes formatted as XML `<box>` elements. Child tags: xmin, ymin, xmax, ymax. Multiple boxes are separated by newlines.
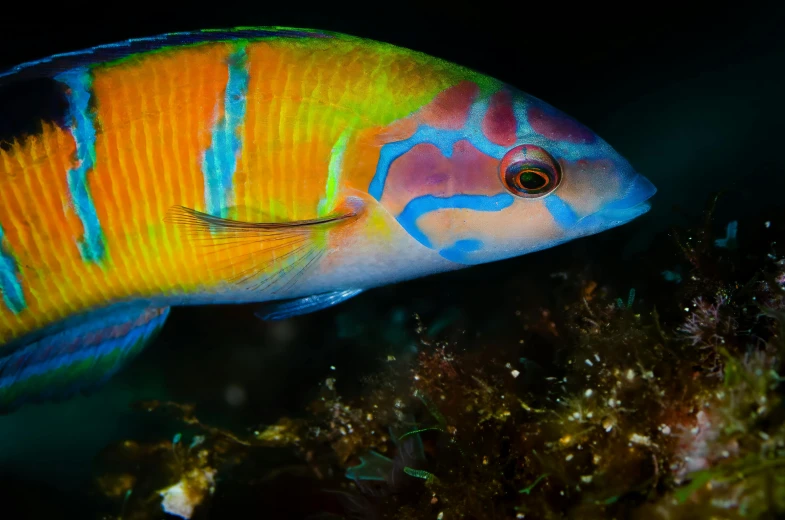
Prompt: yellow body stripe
<box><xmin>0</xmin><ymin>35</ymin><xmax>475</xmax><ymax>346</ymax></box>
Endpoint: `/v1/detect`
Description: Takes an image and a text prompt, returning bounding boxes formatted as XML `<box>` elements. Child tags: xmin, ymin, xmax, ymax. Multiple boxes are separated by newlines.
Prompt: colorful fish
<box><xmin>0</xmin><ymin>27</ymin><xmax>656</xmax><ymax>411</ymax></box>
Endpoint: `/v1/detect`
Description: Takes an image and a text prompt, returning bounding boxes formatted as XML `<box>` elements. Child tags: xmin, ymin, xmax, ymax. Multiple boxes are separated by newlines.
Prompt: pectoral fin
<box><xmin>254</xmin><ymin>288</ymin><xmax>363</xmax><ymax>320</ymax></box>
<box><xmin>165</xmin><ymin>205</ymin><xmax>359</xmax><ymax>294</ymax></box>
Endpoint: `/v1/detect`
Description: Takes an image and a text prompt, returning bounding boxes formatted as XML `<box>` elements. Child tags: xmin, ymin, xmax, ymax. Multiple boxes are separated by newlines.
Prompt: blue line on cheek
<box><xmin>465</xmin><ymin>97</ymin><xmax>510</xmax><ymax>158</ymax></box>
<box><xmin>397</xmin><ymin>193</ymin><xmax>514</xmax><ymax>249</ymax></box>
<box><xmin>543</xmin><ymin>195</ymin><xmax>580</xmax><ymax>228</ymax></box>
<box><xmin>368</xmin><ymin>100</ymin><xmax>508</xmax><ymax>202</ymax></box>
<box><xmin>511</xmin><ymin>98</ymin><xmax>615</xmax><ymax>163</ymax></box>
<box><xmin>369</xmin><ymin>126</ymin><xmax>462</xmax><ymax>201</ymax></box>
<box><xmin>368</xmin><ymin>124</ymin><xmax>507</xmax><ymax>200</ymax></box>
<box><xmin>0</xmin><ymin>223</ymin><xmax>26</xmax><ymax>314</ymax></box>
<box><xmin>55</xmin><ymin>68</ymin><xmax>106</xmax><ymax>263</ymax></box>
<box><xmin>202</xmin><ymin>45</ymin><xmax>250</xmax><ymax>217</ymax></box>
<box><xmin>439</xmin><ymin>238</ymin><xmax>483</xmax><ymax>264</ymax></box>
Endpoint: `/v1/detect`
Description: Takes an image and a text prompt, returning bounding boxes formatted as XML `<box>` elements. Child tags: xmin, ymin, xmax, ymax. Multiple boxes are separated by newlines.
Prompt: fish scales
<box><xmin>0</xmin><ymin>27</ymin><xmax>656</xmax><ymax>411</ymax></box>
<box><xmin>0</xmin><ymin>34</ymin><xmax>470</xmax><ymax>346</ymax></box>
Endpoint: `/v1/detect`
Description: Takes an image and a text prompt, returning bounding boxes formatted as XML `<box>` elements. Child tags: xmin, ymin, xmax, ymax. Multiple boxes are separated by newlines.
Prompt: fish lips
<box><xmin>579</xmin><ymin>174</ymin><xmax>657</xmax><ymax>227</ymax></box>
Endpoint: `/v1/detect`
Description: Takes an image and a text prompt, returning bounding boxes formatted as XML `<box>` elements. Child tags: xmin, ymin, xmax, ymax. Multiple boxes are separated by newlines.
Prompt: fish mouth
<box><xmin>594</xmin><ymin>173</ymin><xmax>656</xmax><ymax>224</ymax></box>
<box><xmin>592</xmin><ymin>199</ymin><xmax>652</xmax><ymax>225</ymax></box>
<box><xmin>577</xmin><ymin>174</ymin><xmax>656</xmax><ymax>228</ymax></box>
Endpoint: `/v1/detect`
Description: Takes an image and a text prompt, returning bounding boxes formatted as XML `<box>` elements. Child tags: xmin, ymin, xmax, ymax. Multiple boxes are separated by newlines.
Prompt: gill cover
<box><xmin>369</xmin><ymin>81</ymin><xmax>656</xmax><ymax>265</ymax></box>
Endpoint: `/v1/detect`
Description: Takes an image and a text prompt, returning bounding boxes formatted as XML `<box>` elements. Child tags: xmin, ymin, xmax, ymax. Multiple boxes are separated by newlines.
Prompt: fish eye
<box><xmin>500</xmin><ymin>145</ymin><xmax>561</xmax><ymax>198</ymax></box>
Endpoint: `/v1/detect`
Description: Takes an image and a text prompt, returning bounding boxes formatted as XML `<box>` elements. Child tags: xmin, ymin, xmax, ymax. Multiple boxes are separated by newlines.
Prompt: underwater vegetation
<box><xmin>81</xmin><ymin>192</ymin><xmax>785</xmax><ymax>519</ymax></box>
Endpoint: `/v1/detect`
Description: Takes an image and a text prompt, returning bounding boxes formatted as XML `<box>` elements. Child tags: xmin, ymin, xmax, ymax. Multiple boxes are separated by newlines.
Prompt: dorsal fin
<box><xmin>0</xmin><ymin>26</ymin><xmax>335</xmax><ymax>85</ymax></box>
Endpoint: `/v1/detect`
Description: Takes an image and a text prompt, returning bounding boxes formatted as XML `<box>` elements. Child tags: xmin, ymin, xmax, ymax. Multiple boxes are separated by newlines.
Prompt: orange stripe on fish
<box><xmin>0</xmin><ymin>27</ymin><xmax>655</xmax><ymax>412</ymax></box>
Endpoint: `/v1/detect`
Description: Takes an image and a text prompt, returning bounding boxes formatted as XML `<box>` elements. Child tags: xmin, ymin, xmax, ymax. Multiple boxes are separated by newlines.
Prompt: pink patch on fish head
<box><xmin>482</xmin><ymin>89</ymin><xmax>517</xmax><ymax>146</ymax></box>
<box><xmin>419</xmin><ymin>81</ymin><xmax>480</xmax><ymax>130</ymax></box>
<box><xmin>527</xmin><ymin>102</ymin><xmax>596</xmax><ymax>144</ymax></box>
<box><xmin>379</xmin><ymin>140</ymin><xmax>503</xmax><ymax>216</ymax></box>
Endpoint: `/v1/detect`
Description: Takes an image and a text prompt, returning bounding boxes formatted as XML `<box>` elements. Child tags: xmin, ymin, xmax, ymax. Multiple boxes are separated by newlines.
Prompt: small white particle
<box><xmin>765</xmin><ymin>221</ymin><xmax>771</xmax><ymax>228</ymax></box>
<box><xmin>330</xmin><ymin>365</ymin><xmax>336</xmax><ymax>371</ymax></box>
<box><xmin>629</xmin><ymin>433</ymin><xmax>651</xmax><ymax>446</ymax></box>
<box><xmin>437</xmin><ymin>513</ymin><xmax>444</xmax><ymax>520</ymax></box>
<box><xmin>659</xmin><ymin>424</ymin><xmax>671</xmax><ymax>435</ymax></box>
<box><xmin>511</xmin><ymin>369</ymin><xmax>521</xmax><ymax>378</ymax></box>
<box><xmin>580</xmin><ymin>475</ymin><xmax>593</xmax><ymax>483</ymax></box>
<box><xmin>594</xmin><ymin>354</ymin><xmax>601</xmax><ymax>362</ymax></box>
<box><xmin>584</xmin><ymin>389</ymin><xmax>593</xmax><ymax>398</ymax></box>
<box><xmin>565</xmin><ymin>454</ymin><xmax>574</xmax><ymax>461</ymax></box>
<box><xmin>684</xmin><ymin>307</ymin><xmax>690</xmax><ymax>312</ymax></box>
<box><xmin>585</xmin><ymin>359</ymin><xmax>594</xmax><ymax>367</ymax></box>
<box><xmin>626</xmin><ymin>369</ymin><xmax>635</xmax><ymax>381</ymax></box>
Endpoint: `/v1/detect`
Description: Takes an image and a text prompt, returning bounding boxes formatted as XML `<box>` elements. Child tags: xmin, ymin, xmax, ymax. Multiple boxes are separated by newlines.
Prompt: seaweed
<box><xmin>90</xmin><ymin>194</ymin><xmax>785</xmax><ymax>519</ymax></box>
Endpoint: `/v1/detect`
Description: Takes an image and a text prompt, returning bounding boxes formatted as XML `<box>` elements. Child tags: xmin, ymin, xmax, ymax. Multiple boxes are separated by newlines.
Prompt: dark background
<box><xmin>0</xmin><ymin>0</ymin><xmax>784</xmax><ymax>509</ymax></box>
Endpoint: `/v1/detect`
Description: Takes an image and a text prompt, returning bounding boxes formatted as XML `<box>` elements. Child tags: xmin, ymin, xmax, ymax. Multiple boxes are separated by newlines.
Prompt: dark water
<box><xmin>1</xmin><ymin>3</ymin><xmax>784</xmax><ymax>517</ymax></box>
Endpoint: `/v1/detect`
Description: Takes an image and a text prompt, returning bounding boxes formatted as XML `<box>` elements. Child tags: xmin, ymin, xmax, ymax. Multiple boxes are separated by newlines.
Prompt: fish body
<box><xmin>0</xmin><ymin>27</ymin><xmax>656</xmax><ymax>410</ymax></box>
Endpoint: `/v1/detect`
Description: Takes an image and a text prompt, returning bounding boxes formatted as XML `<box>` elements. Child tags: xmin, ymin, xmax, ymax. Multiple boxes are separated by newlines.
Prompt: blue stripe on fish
<box><xmin>396</xmin><ymin>193</ymin><xmax>514</xmax><ymax>249</ymax></box>
<box><xmin>369</xmin><ymin>92</ymin><xmax>515</xmax><ymax>203</ymax></box>
<box><xmin>0</xmin><ymin>222</ymin><xmax>26</xmax><ymax>314</ymax></box>
<box><xmin>464</xmin><ymin>94</ymin><xmax>515</xmax><ymax>158</ymax></box>
<box><xmin>439</xmin><ymin>238</ymin><xmax>484</xmax><ymax>264</ymax></box>
<box><xmin>56</xmin><ymin>68</ymin><xmax>106</xmax><ymax>263</ymax></box>
<box><xmin>543</xmin><ymin>195</ymin><xmax>580</xmax><ymax>228</ymax></box>
<box><xmin>370</xmin><ymin>126</ymin><xmax>458</xmax><ymax>201</ymax></box>
<box><xmin>0</xmin><ymin>305</ymin><xmax>170</xmax><ymax>412</ymax></box>
<box><xmin>369</xmin><ymin>125</ymin><xmax>509</xmax><ymax>202</ymax></box>
<box><xmin>202</xmin><ymin>45</ymin><xmax>250</xmax><ymax>218</ymax></box>
<box><xmin>511</xmin><ymin>97</ymin><xmax>617</xmax><ymax>163</ymax></box>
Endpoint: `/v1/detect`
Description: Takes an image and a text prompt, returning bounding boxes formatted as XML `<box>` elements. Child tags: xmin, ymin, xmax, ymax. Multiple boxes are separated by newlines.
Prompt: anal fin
<box><xmin>0</xmin><ymin>304</ymin><xmax>170</xmax><ymax>412</ymax></box>
<box><xmin>254</xmin><ymin>289</ymin><xmax>363</xmax><ymax>320</ymax></box>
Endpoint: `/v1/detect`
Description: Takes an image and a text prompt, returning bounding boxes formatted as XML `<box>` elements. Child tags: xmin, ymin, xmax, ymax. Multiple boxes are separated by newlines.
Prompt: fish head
<box><xmin>372</xmin><ymin>81</ymin><xmax>657</xmax><ymax>266</ymax></box>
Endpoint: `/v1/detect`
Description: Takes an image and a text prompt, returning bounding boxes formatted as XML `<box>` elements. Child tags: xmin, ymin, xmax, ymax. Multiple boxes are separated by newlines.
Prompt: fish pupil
<box><xmin>518</xmin><ymin>170</ymin><xmax>548</xmax><ymax>190</ymax></box>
